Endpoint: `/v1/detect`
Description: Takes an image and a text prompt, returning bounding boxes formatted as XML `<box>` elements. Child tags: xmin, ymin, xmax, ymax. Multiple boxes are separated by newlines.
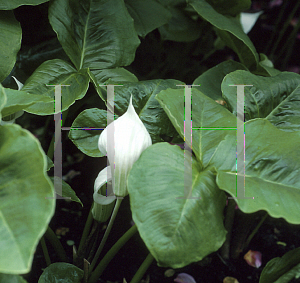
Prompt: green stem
<box><xmin>220</xmin><ymin>198</ymin><xmax>236</xmax><ymax>260</ymax></box>
<box><xmin>264</xmin><ymin>0</ymin><xmax>288</xmax><ymax>55</ymax></box>
<box><xmin>89</xmin><ymin>198</ymin><xmax>123</xmax><ymax>271</ymax></box>
<box><xmin>78</xmin><ymin>204</ymin><xmax>94</xmax><ymax>255</ymax></box>
<box><xmin>45</xmin><ymin>226</ymin><xmax>68</xmax><ymax>262</ymax></box>
<box><xmin>269</xmin><ymin>1</ymin><xmax>300</xmax><ymax>60</ymax></box>
<box><xmin>41</xmin><ymin>236</ymin><xmax>51</xmax><ymax>266</ymax></box>
<box><xmin>88</xmin><ymin>224</ymin><xmax>138</xmax><ymax>283</ymax></box>
<box><xmin>244</xmin><ymin>212</ymin><xmax>268</xmax><ymax>248</ymax></box>
<box><xmin>130</xmin><ymin>253</ymin><xmax>154</xmax><ymax>283</ymax></box>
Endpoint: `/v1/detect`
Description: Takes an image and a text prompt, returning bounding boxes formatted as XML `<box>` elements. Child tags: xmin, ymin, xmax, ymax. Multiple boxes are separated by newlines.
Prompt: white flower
<box><xmin>96</xmin><ymin>95</ymin><xmax>152</xmax><ymax>198</ymax></box>
<box><xmin>240</xmin><ymin>11</ymin><xmax>263</xmax><ymax>34</ymax></box>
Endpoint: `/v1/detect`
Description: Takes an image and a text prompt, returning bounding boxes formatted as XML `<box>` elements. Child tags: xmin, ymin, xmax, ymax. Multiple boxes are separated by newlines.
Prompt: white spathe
<box><xmin>240</xmin><ymin>11</ymin><xmax>263</xmax><ymax>34</ymax></box>
<box><xmin>97</xmin><ymin>95</ymin><xmax>152</xmax><ymax>198</ymax></box>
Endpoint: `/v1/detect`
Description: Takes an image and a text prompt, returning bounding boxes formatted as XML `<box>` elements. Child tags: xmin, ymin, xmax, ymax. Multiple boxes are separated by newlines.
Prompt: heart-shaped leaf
<box><xmin>49</xmin><ymin>0</ymin><xmax>140</xmax><ymax>70</ymax></box>
<box><xmin>128</xmin><ymin>143</ymin><xmax>226</xmax><ymax>268</ymax></box>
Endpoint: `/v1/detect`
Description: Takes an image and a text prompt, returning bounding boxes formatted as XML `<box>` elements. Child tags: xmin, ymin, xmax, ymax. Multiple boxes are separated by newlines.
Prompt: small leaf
<box><xmin>244</xmin><ymin>250</ymin><xmax>262</xmax><ymax>268</ymax></box>
<box><xmin>174</xmin><ymin>273</ymin><xmax>196</xmax><ymax>283</ymax></box>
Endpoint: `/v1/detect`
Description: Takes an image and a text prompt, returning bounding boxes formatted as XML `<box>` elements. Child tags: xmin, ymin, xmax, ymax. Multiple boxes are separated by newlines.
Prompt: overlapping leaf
<box><xmin>211</xmin><ymin>119</ymin><xmax>300</xmax><ymax>224</ymax></box>
<box><xmin>222</xmin><ymin>70</ymin><xmax>300</xmax><ymax>134</ymax></box>
<box><xmin>21</xmin><ymin>59</ymin><xmax>89</xmax><ymax>115</ymax></box>
<box><xmin>128</xmin><ymin>143</ymin><xmax>226</xmax><ymax>268</ymax></box>
<box><xmin>187</xmin><ymin>0</ymin><xmax>258</xmax><ymax>69</ymax></box>
<box><xmin>69</xmin><ymin>80</ymin><xmax>182</xmax><ymax>157</ymax></box>
<box><xmin>156</xmin><ymin>87</ymin><xmax>237</xmax><ymax>168</ymax></box>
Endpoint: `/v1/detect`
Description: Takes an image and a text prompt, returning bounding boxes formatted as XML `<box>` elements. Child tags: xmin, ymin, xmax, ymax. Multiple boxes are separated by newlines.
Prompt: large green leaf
<box><xmin>90</xmin><ymin>68</ymin><xmax>138</xmax><ymax>85</ymax></box>
<box><xmin>187</xmin><ymin>0</ymin><xmax>258</xmax><ymax>69</ymax></box>
<box><xmin>49</xmin><ymin>0</ymin><xmax>140</xmax><ymax>70</ymax></box>
<box><xmin>222</xmin><ymin>70</ymin><xmax>300</xmax><ymax>134</ymax></box>
<box><xmin>211</xmin><ymin>119</ymin><xmax>300</xmax><ymax>224</ymax></box>
<box><xmin>0</xmin><ymin>11</ymin><xmax>21</xmax><ymax>83</ymax></box>
<box><xmin>158</xmin><ymin>6</ymin><xmax>201</xmax><ymax>42</ymax></box>
<box><xmin>69</xmin><ymin>80</ymin><xmax>183</xmax><ymax>156</ymax></box>
<box><xmin>193</xmin><ymin>60</ymin><xmax>247</xmax><ymax>101</ymax></box>
<box><xmin>128</xmin><ymin>142</ymin><xmax>226</xmax><ymax>268</ymax></box>
<box><xmin>0</xmin><ymin>274</ymin><xmax>28</xmax><ymax>283</ymax></box>
<box><xmin>125</xmin><ymin>0</ymin><xmax>172</xmax><ymax>37</ymax></box>
<box><xmin>21</xmin><ymin>59</ymin><xmax>89</xmax><ymax>115</ymax></box>
<box><xmin>259</xmin><ymin>247</ymin><xmax>300</xmax><ymax>283</ymax></box>
<box><xmin>205</xmin><ymin>0</ymin><xmax>251</xmax><ymax>16</ymax></box>
<box><xmin>0</xmin><ymin>85</ymin><xmax>53</xmax><ymax>118</ymax></box>
<box><xmin>0</xmin><ymin>0</ymin><xmax>49</xmax><ymax>9</ymax></box>
<box><xmin>156</xmin><ymin>88</ymin><xmax>237</xmax><ymax>168</ymax></box>
<box><xmin>38</xmin><ymin>263</ymin><xmax>83</xmax><ymax>283</ymax></box>
<box><xmin>0</xmin><ymin>124</ymin><xmax>55</xmax><ymax>273</ymax></box>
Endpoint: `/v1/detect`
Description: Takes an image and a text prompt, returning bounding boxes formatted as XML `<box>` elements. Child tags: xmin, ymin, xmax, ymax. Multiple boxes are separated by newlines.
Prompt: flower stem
<box><xmin>220</xmin><ymin>198</ymin><xmax>236</xmax><ymax>260</ymax></box>
<box><xmin>244</xmin><ymin>212</ymin><xmax>268</xmax><ymax>248</ymax></box>
<box><xmin>89</xmin><ymin>198</ymin><xmax>123</xmax><ymax>271</ymax></box>
<box><xmin>88</xmin><ymin>224</ymin><xmax>138</xmax><ymax>283</ymax></box>
<box><xmin>40</xmin><ymin>236</ymin><xmax>51</xmax><ymax>266</ymax></box>
<box><xmin>44</xmin><ymin>226</ymin><xmax>68</xmax><ymax>262</ymax></box>
<box><xmin>130</xmin><ymin>253</ymin><xmax>154</xmax><ymax>283</ymax></box>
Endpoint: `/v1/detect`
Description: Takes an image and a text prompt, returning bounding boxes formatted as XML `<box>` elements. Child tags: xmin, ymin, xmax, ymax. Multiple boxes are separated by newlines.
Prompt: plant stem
<box><xmin>40</xmin><ymin>236</ymin><xmax>51</xmax><ymax>266</ymax></box>
<box><xmin>88</xmin><ymin>224</ymin><xmax>138</xmax><ymax>283</ymax></box>
<box><xmin>220</xmin><ymin>198</ymin><xmax>236</xmax><ymax>260</ymax></box>
<box><xmin>44</xmin><ymin>226</ymin><xmax>68</xmax><ymax>262</ymax></box>
<box><xmin>78</xmin><ymin>204</ymin><xmax>94</xmax><ymax>255</ymax></box>
<box><xmin>269</xmin><ymin>1</ymin><xmax>300</xmax><ymax>60</ymax></box>
<box><xmin>244</xmin><ymin>212</ymin><xmax>268</xmax><ymax>248</ymax></box>
<box><xmin>130</xmin><ymin>253</ymin><xmax>154</xmax><ymax>283</ymax></box>
<box><xmin>89</xmin><ymin>198</ymin><xmax>123</xmax><ymax>271</ymax></box>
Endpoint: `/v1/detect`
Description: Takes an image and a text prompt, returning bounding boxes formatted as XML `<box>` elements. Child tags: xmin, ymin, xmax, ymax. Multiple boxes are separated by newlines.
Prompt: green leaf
<box><xmin>90</xmin><ymin>68</ymin><xmax>138</xmax><ymax>85</ymax></box>
<box><xmin>221</xmin><ymin>70</ymin><xmax>300</xmax><ymax>133</ymax></box>
<box><xmin>38</xmin><ymin>262</ymin><xmax>83</xmax><ymax>283</ymax></box>
<box><xmin>205</xmin><ymin>0</ymin><xmax>251</xmax><ymax>16</ymax></box>
<box><xmin>69</xmin><ymin>108</ymin><xmax>108</xmax><ymax>157</ymax></box>
<box><xmin>0</xmin><ymin>124</ymin><xmax>55</xmax><ymax>273</ymax></box>
<box><xmin>187</xmin><ymin>0</ymin><xmax>258</xmax><ymax>70</ymax></box>
<box><xmin>125</xmin><ymin>0</ymin><xmax>172</xmax><ymax>37</ymax></box>
<box><xmin>49</xmin><ymin>0</ymin><xmax>140</xmax><ymax>70</ymax></box>
<box><xmin>212</xmin><ymin>119</ymin><xmax>300</xmax><ymax>224</ymax></box>
<box><xmin>0</xmin><ymin>11</ymin><xmax>21</xmax><ymax>83</ymax></box>
<box><xmin>0</xmin><ymin>85</ymin><xmax>7</xmax><ymax>121</ymax></box>
<box><xmin>21</xmin><ymin>59</ymin><xmax>89</xmax><ymax>115</ymax></box>
<box><xmin>0</xmin><ymin>0</ymin><xmax>49</xmax><ymax>9</ymax></box>
<box><xmin>156</xmin><ymin>88</ymin><xmax>237</xmax><ymax>168</ymax></box>
<box><xmin>254</xmin><ymin>53</ymin><xmax>281</xmax><ymax>77</ymax></box>
<box><xmin>46</xmin><ymin>156</ymin><xmax>54</xmax><ymax>171</ymax></box>
<box><xmin>193</xmin><ymin>60</ymin><xmax>248</xmax><ymax>101</ymax></box>
<box><xmin>259</xmin><ymin>247</ymin><xmax>300</xmax><ymax>283</ymax></box>
<box><xmin>69</xmin><ymin>79</ymin><xmax>183</xmax><ymax>156</ymax></box>
<box><xmin>128</xmin><ymin>142</ymin><xmax>226</xmax><ymax>268</ymax></box>
<box><xmin>158</xmin><ymin>6</ymin><xmax>201</xmax><ymax>42</ymax></box>
<box><xmin>50</xmin><ymin>177</ymin><xmax>83</xmax><ymax>206</ymax></box>
<box><xmin>0</xmin><ymin>274</ymin><xmax>28</xmax><ymax>283</ymax></box>
<box><xmin>0</xmin><ymin>85</ymin><xmax>53</xmax><ymax>118</ymax></box>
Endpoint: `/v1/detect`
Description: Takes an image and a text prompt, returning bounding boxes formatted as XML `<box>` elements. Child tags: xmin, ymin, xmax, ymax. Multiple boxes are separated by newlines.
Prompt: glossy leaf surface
<box><xmin>128</xmin><ymin>143</ymin><xmax>226</xmax><ymax>268</ymax></box>
<box><xmin>0</xmin><ymin>124</ymin><xmax>55</xmax><ymax>273</ymax></box>
<box><xmin>49</xmin><ymin>0</ymin><xmax>140</xmax><ymax>70</ymax></box>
